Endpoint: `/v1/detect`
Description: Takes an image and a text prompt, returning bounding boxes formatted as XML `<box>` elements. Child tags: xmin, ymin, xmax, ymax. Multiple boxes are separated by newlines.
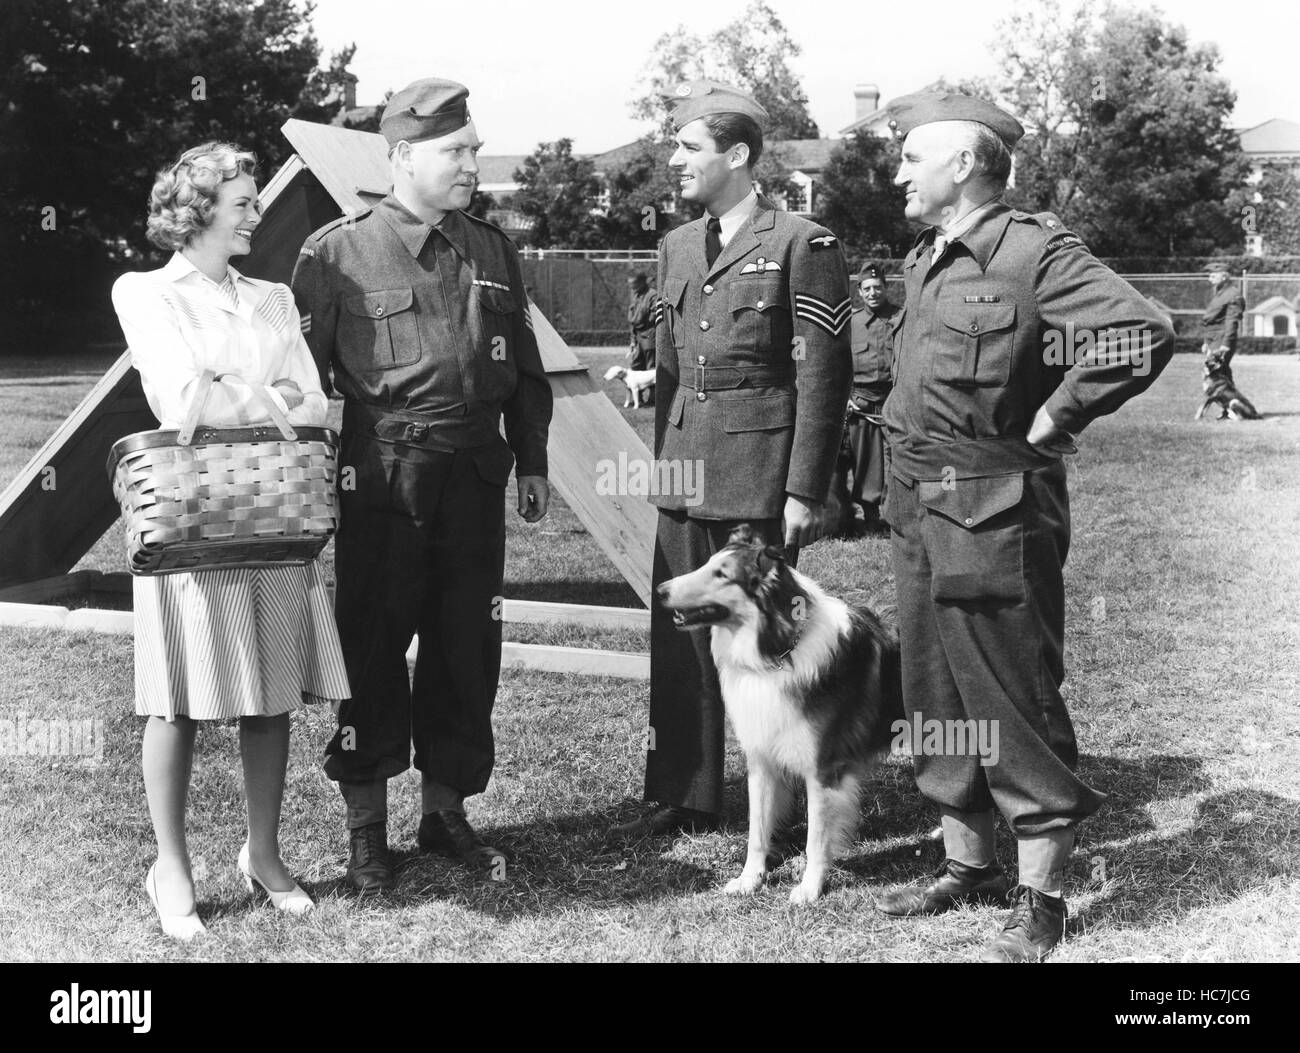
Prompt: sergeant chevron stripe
<box><xmin>794</xmin><ymin>293</ymin><xmax>851</xmax><ymax>336</ymax></box>
<box><xmin>654</xmin><ymin>299</ymin><xmax>665</xmax><ymax>325</ymax></box>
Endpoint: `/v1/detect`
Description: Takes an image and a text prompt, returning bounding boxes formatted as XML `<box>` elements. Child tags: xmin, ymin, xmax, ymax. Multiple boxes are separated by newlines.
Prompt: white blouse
<box><xmin>111</xmin><ymin>252</ymin><xmax>328</xmax><ymax>430</ymax></box>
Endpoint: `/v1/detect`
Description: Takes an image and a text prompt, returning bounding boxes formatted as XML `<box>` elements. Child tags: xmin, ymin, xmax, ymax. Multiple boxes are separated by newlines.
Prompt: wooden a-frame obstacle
<box><xmin>0</xmin><ymin>119</ymin><xmax>657</xmax><ymax>678</ymax></box>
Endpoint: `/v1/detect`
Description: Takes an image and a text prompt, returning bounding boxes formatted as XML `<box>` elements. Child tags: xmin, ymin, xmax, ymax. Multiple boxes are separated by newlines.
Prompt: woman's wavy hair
<box><xmin>146</xmin><ymin>142</ymin><xmax>258</xmax><ymax>250</ymax></box>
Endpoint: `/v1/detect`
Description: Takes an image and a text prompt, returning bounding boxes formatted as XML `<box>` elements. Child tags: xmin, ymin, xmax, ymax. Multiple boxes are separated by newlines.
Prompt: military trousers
<box><xmin>323</xmin><ymin>426</ymin><xmax>512</xmax><ymax>798</ymax></box>
<box><xmin>645</xmin><ymin>509</ymin><xmax>782</xmax><ymax>815</ymax></box>
<box><xmin>886</xmin><ymin>460</ymin><xmax>1105</xmax><ymax>836</ymax></box>
<box><xmin>847</xmin><ymin>396</ymin><xmax>887</xmax><ymax>508</ymax></box>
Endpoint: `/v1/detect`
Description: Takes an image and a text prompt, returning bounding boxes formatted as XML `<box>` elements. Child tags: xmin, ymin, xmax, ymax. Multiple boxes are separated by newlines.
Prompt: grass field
<box><xmin>1</xmin><ymin>349</ymin><xmax>1298</xmax><ymax>962</ymax></box>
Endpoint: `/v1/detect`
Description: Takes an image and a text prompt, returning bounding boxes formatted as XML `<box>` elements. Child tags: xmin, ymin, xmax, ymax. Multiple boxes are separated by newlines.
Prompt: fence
<box><xmin>522</xmin><ymin>256</ymin><xmax>1300</xmax><ymax>347</ymax></box>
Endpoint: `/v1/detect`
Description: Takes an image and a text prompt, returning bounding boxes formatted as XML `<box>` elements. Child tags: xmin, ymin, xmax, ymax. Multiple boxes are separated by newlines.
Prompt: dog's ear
<box><xmin>756</xmin><ymin>544</ymin><xmax>787</xmax><ymax>575</ymax></box>
<box><xmin>728</xmin><ymin>523</ymin><xmax>756</xmax><ymax>546</ymax></box>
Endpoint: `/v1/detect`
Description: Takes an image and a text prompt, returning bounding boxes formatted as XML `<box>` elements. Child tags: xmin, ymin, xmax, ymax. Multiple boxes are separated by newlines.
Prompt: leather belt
<box><xmin>343</xmin><ymin>402</ymin><xmax>500</xmax><ymax>449</ymax></box>
<box><xmin>677</xmin><ymin>364</ymin><xmax>796</xmax><ymax>394</ymax></box>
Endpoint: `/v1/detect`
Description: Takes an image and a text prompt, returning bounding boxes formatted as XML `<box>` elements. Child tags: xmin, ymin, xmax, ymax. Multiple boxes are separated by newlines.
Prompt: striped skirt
<box><xmin>133</xmin><ymin>561</ymin><xmax>351</xmax><ymax>720</ymax></box>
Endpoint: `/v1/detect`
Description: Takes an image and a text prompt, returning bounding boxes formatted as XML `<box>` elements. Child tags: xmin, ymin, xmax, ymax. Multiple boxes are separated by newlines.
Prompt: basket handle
<box><xmin>177</xmin><ymin>370</ymin><xmax>298</xmax><ymax>445</ymax></box>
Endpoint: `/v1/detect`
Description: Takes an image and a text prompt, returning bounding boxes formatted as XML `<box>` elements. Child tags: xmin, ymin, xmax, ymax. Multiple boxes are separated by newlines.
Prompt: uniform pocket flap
<box><xmin>472</xmin><ymin>443</ymin><xmax>516</xmax><ymax>486</ymax></box>
<box><xmin>343</xmin><ymin>287</ymin><xmax>414</xmax><ymax>319</ymax></box>
<box><xmin>918</xmin><ymin>473</ymin><xmax>1024</xmax><ymax>528</ymax></box>
<box><xmin>663</xmin><ymin>276</ymin><xmax>688</xmax><ymax>308</ymax></box>
<box><xmin>940</xmin><ymin>303</ymin><xmax>1016</xmax><ymax>337</ymax></box>
<box><xmin>728</xmin><ymin>282</ymin><xmax>789</xmax><ymax>314</ymax></box>
<box><xmin>722</xmin><ymin>393</ymin><xmax>795</xmax><ymax>433</ymax></box>
<box><xmin>669</xmin><ymin>390</ymin><xmax>686</xmax><ymax>427</ymax></box>
<box><xmin>477</xmin><ymin>286</ymin><xmax>516</xmax><ymax>314</ymax></box>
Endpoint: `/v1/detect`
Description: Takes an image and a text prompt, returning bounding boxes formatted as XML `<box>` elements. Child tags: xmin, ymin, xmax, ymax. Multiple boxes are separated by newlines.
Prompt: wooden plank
<box><xmin>502</xmin><ymin>599</ymin><xmax>649</xmax><ymax>630</ymax></box>
<box><xmin>500</xmin><ymin>642</ymin><xmax>648</xmax><ymax>680</ymax></box>
<box><xmin>0</xmin><ymin>355</ymin><xmax>157</xmax><ymax>587</ymax></box>
<box><xmin>0</xmin><ymin>570</ymin><xmax>95</xmax><ymax>604</ymax></box>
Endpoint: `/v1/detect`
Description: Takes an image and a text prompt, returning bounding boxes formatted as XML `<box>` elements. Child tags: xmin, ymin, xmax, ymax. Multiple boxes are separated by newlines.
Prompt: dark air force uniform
<box><xmin>628</xmin><ymin>282</ymin><xmax>659</xmax><ymax>371</ymax></box>
<box><xmin>846</xmin><ymin>286</ymin><xmax>900</xmax><ymax>511</ymax></box>
<box><xmin>883</xmin><ymin>197</ymin><xmax>1175</xmax><ymax>836</ymax></box>
<box><xmin>1202</xmin><ymin>274</ymin><xmax>1245</xmax><ymax>369</ymax></box>
<box><xmin>646</xmin><ymin>178</ymin><xmax>851</xmax><ymax>813</ymax></box>
<box><xmin>292</xmin><ymin>150</ymin><xmax>551</xmax><ymax>821</ymax></box>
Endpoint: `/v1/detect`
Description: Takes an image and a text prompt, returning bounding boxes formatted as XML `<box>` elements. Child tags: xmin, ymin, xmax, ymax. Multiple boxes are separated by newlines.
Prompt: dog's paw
<box><xmin>788</xmin><ymin>880</ymin><xmax>824</xmax><ymax>905</ymax></box>
<box><xmin>724</xmin><ymin>871</ymin><xmax>765</xmax><ymax>896</ymax></box>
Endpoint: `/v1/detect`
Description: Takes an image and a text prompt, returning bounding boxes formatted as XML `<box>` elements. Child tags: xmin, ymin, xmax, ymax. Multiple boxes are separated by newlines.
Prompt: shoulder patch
<box><xmin>809</xmin><ymin>233</ymin><xmax>838</xmax><ymax>249</ymax></box>
<box><xmin>1043</xmin><ymin>232</ymin><xmax>1086</xmax><ymax>254</ymax></box>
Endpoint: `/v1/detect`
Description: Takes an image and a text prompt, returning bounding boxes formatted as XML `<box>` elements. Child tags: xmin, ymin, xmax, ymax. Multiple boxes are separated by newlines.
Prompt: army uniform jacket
<box><xmin>629</xmin><ymin>287</ymin><xmax>659</xmax><ymax>353</ymax></box>
<box><xmin>653</xmin><ymin>196</ymin><xmax>852</xmax><ymax>519</ymax></box>
<box><xmin>883</xmin><ymin>202</ymin><xmax>1174</xmax><ymax>532</ymax></box>
<box><xmin>291</xmin><ymin>195</ymin><xmax>551</xmax><ymax>478</ymax></box>
<box><xmin>1202</xmin><ymin>284</ymin><xmax>1245</xmax><ymax>354</ymax></box>
<box><xmin>849</xmin><ymin>300</ymin><xmax>900</xmax><ymax>402</ymax></box>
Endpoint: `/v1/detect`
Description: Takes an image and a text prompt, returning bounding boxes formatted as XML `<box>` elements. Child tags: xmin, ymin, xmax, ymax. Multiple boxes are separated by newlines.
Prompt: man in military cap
<box><xmin>292</xmin><ymin>77</ymin><xmax>553</xmax><ymax>891</ymax></box>
<box><xmin>845</xmin><ymin>263</ymin><xmax>899</xmax><ymax>529</ymax></box>
<box><xmin>612</xmin><ymin>79</ymin><xmax>852</xmax><ymax>841</ymax></box>
<box><xmin>874</xmin><ymin>91</ymin><xmax>1174</xmax><ymax>960</ymax></box>
<box><xmin>627</xmin><ymin>271</ymin><xmax>658</xmax><ymax>374</ymax></box>
<box><xmin>1201</xmin><ymin>262</ymin><xmax>1245</xmax><ymax>374</ymax></box>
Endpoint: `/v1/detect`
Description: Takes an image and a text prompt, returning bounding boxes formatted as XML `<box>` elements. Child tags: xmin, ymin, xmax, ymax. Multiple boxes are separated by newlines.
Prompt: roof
<box><xmin>1239</xmin><ymin>118</ymin><xmax>1300</xmax><ymax>156</ymax></box>
<box><xmin>475</xmin><ymin>154</ymin><xmax>530</xmax><ymax>186</ymax></box>
<box><xmin>771</xmin><ymin>138</ymin><xmax>838</xmax><ymax>172</ymax></box>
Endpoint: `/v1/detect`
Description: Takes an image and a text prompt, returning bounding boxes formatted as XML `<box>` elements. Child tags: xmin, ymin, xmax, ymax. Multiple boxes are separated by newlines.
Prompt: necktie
<box><xmin>930</xmin><ymin>233</ymin><xmax>950</xmax><ymax>266</ymax></box>
<box><xmin>705</xmin><ymin>217</ymin><xmax>722</xmax><ymax>268</ymax></box>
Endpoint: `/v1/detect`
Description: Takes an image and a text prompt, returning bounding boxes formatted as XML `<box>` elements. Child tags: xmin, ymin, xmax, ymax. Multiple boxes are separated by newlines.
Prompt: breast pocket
<box><xmin>729</xmin><ymin>280</ymin><xmax>790</xmax><ymax>353</ymax></box>
<box><xmin>663</xmin><ymin>276</ymin><xmax>688</xmax><ymax>349</ymax></box>
<box><xmin>339</xmin><ymin>287</ymin><xmax>421</xmax><ymax>372</ymax></box>
<box><xmin>935</xmin><ymin>303</ymin><xmax>1016</xmax><ymax>387</ymax></box>
<box><xmin>474</xmin><ymin>285</ymin><xmax>518</xmax><ymax>400</ymax></box>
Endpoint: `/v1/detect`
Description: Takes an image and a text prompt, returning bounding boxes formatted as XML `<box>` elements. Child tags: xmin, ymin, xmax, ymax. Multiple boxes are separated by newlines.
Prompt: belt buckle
<box><xmin>409</xmin><ymin>422</ymin><xmax>429</xmax><ymax>443</ymax></box>
<box><xmin>694</xmin><ymin>363</ymin><xmax>706</xmax><ymax>394</ymax></box>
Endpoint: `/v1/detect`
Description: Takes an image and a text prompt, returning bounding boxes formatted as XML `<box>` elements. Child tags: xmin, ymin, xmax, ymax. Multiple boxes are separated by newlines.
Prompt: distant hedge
<box><xmin>855</xmin><ymin>256</ymin><xmax>1300</xmax><ymax>277</ymax></box>
<box><xmin>1174</xmin><ymin>336</ymin><xmax>1296</xmax><ymax>355</ymax></box>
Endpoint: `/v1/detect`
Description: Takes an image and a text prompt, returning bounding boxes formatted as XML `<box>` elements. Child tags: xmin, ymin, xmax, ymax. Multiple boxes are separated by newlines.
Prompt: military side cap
<box><xmin>1202</xmin><ymin>261</ymin><xmax>1232</xmax><ymax>272</ymax></box>
<box><xmin>885</xmin><ymin>91</ymin><xmax>1024</xmax><ymax>149</ymax></box>
<box><xmin>859</xmin><ymin>263</ymin><xmax>884</xmax><ymax>280</ymax></box>
<box><xmin>382</xmin><ymin>77</ymin><xmax>471</xmax><ymax>146</ymax></box>
<box><xmin>665</xmin><ymin>79</ymin><xmax>769</xmax><ymax>131</ymax></box>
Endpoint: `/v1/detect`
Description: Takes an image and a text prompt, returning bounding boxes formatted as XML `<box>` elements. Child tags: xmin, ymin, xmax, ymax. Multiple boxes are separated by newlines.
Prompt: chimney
<box><xmin>854</xmin><ymin>83</ymin><xmax>880</xmax><ymax>122</ymax></box>
<box><xmin>343</xmin><ymin>72</ymin><xmax>357</xmax><ymax>112</ymax></box>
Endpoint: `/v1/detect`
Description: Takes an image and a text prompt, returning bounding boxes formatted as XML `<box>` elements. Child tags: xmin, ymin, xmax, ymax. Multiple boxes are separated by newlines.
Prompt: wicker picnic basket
<box><xmin>107</xmin><ymin>370</ymin><xmax>338</xmax><ymax>575</ymax></box>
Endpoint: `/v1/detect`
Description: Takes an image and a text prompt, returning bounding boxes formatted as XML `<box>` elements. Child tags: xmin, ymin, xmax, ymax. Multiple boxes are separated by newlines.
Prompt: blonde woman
<box><xmin>112</xmin><ymin>142</ymin><xmax>349</xmax><ymax>940</ymax></box>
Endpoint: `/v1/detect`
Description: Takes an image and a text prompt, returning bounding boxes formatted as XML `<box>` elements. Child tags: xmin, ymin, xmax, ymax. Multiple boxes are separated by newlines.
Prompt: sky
<box><xmin>308</xmin><ymin>0</ymin><xmax>1300</xmax><ymax>155</ymax></box>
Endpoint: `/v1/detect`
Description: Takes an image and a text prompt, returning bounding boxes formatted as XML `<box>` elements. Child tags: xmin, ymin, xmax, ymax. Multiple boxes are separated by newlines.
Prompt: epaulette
<box><xmin>461</xmin><ymin>209</ymin><xmax>511</xmax><ymax>240</ymax></box>
<box><xmin>310</xmin><ymin>208</ymin><xmax>375</xmax><ymax>241</ymax></box>
<box><xmin>1012</xmin><ymin>210</ymin><xmax>1088</xmax><ymax>254</ymax></box>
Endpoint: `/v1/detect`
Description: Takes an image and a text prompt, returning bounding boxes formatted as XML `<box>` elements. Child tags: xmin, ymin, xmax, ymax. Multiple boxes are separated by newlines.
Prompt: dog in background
<box><xmin>1197</xmin><ymin>352</ymin><xmax>1261</xmax><ymax>421</ymax></box>
<box><xmin>657</xmin><ymin>524</ymin><xmax>903</xmax><ymax>903</ymax></box>
<box><xmin>603</xmin><ymin>365</ymin><xmax>656</xmax><ymax>408</ymax></box>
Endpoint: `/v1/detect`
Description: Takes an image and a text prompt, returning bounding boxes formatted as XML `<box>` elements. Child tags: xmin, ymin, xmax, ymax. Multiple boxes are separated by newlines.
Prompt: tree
<box><xmin>1236</xmin><ymin>166</ymin><xmax>1300</xmax><ymax>256</ymax></box>
<box><xmin>512</xmin><ymin>139</ymin><xmax>603</xmax><ymax>249</ymax></box>
<box><xmin>989</xmin><ymin>1</ymin><xmax>1249</xmax><ymax>256</ymax></box>
<box><xmin>595</xmin><ymin>138</ymin><xmax>688</xmax><ymax>249</ymax></box>
<box><xmin>815</xmin><ymin>133</ymin><xmax>913</xmax><ymax>261</ymax></box>
<box><xmin>630</xmin><ymin>0</ymin><xmax>819</xmax><ymax>140</ymax></box>
<box><xmin>0</xmin><ymin>0</ymin><xmax>350</xmax><ymax>345</ymax></box>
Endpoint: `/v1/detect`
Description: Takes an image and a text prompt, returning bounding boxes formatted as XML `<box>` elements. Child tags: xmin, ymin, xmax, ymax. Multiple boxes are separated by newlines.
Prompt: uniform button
<box><xmin>964</xmin><ymin>517</ymin><xmax>974</xmax><ymax>525</ymax></box>
<box><xmin>697</xmin><ymin>355</ymin><xmax>706</xmax><ymax>364</ymax></box>
<box><xmin>968</xmin><ymin>321</ymin><xmax>979</xmax><ymax>333</ymax></box>
<box><xmin>375</xmin><ymin>306</ymin><xmax>385</xmax><ymax>316</ymax></box>
<box><xmin>700</xmin><ymin>320</ymin><xmax>710</xmax><ymax>330</ymax></box>
<box><xmin>703</xmin><ymin>284</ymin><xmax>714</xmax><ymax>294</ymax></box>
<box><xmin>756</xmin><ymin>300</ymin><xmax>765</xmax><ymax>309</ymax></box>
<box><xmin>697</xmin><ymin>391</ymin><xmax>707</xmax><ymax>401</ymax></box>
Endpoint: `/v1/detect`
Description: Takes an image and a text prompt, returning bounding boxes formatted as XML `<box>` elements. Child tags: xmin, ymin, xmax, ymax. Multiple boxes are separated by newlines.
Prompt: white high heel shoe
<box><xmin>145</xmin><ymin>863</ymin><xmax>206</xmax><ymax>941</ymax></box>
<box><xmin>238</xmin><ymin>843</ymin><xmax>314</xmax><ymax>915</ymax></box>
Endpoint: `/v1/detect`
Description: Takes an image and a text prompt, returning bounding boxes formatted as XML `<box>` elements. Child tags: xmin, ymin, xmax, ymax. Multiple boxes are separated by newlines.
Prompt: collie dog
<box><xmin>658</xmin><ymin>525</ymin><xmax>903</xmax><ymax>903</ymax></box>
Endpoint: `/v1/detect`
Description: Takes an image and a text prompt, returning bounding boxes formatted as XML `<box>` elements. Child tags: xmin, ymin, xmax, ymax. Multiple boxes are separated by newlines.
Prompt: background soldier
<box><xmin>876</xmin><ymin>92</ymin><xmax>1174</xmax><ymax>961</ymax></box>
<box><xmin>613</xmin><ymin>79</ymin><xmax>852</xmax><ymax>841</ymax></box>
<box><xmin>292</xmin><ymin>77</ymin><xmax>553</xmax><ymax>892</ymax></box>
<box><xmin>1202</xmin><ymin>261</ymin><xmax>1245</xmax><ymax>374</ymax></box>
<box><xmin>846</xmin><ymin>263</ymin><xmax>899</xmax><ymax>530</ymax></box>
<box><xmin>627</xmin><ymin>270</ymin><xmax>658</xmax><ymax>374</ymax></box>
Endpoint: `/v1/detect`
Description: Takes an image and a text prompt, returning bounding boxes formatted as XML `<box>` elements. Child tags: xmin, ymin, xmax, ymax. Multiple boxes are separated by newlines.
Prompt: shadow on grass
<box><xmin>506</xmin><ymin>579</ymin><xmax>642</xmax><ymax>607</ymax></box>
